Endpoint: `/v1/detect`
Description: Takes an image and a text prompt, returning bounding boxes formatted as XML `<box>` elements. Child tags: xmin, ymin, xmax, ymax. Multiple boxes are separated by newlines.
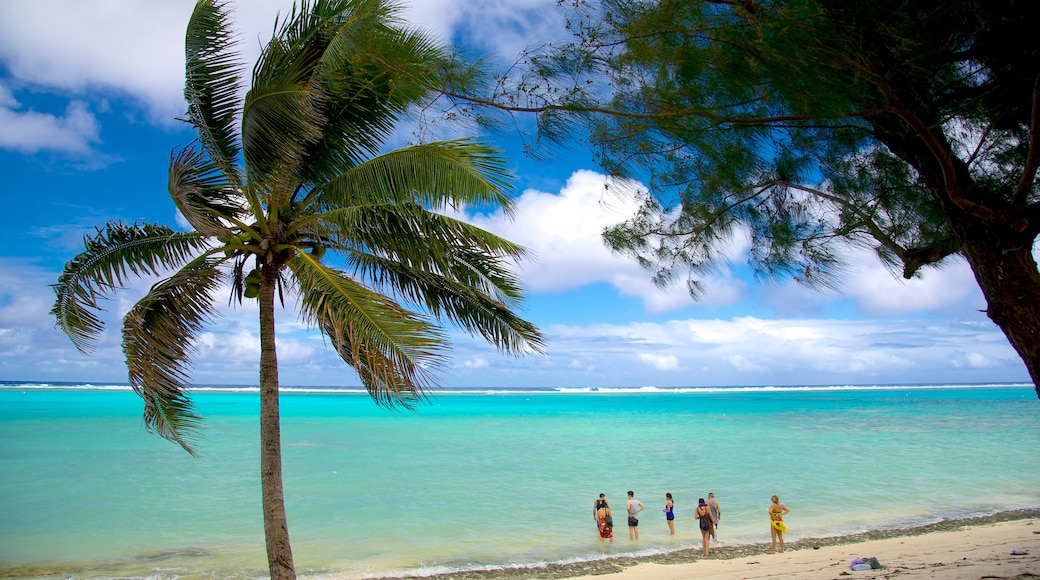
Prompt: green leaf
<box><xmin>123</xmin><ymin>255</ymin><xmax>224</xmax><ymax>455</ymax></box>
<box><xmin>184</xmin><ymin>0</ymin><xmax>244</xmax><ymax>182</ymax></box>
<box><xmin>168</xmin><ymin>145</ymin><xmax>244</xmax><ymax>237</ymax></box>
<box><xmin>290</xmin><ymin>254</ymin><xmax>448</xmax><ymax>408</ymax></box>
<box><xmin>322</xmin><ymin>138</ymin><xmax>515</xmax><ymax>213</ymax></box>
<box><xmin>51</xmin><ymin>223</ymin><xmax>210</xmax><ymax>353</ymax></box>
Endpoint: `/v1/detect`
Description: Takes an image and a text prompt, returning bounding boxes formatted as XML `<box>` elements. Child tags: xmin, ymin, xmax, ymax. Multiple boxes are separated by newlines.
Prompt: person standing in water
<box><xmin>663</xmin><ymin>492</ymin><xmax>675</xmax><ymax>535</ymax></box>
<box><xmin>626</xmin><ymin>490</ymin><xmax>645</xmax><ymax>540</ymax></box>
<box><xmin>593</xmin><ymin>493</ymin><xmax>607</xmax><ymax>519</ymax></box>
<box><xmin>707</xmin><ymin>492</ymin><xmax>721</xmax><ymax>542</ymax></box>
<box><xmin>594</xmin><ymin>494</ymin><xmax>613</xmax><ymax>542</ymax></box>
<box><xmin>694</xmin><ymin>498</ymin><xmax>716</xmax><ymax>556</ymax></box>
<box><xmin>768</xmin><ymin>494</ymin><xmax>790</xmax><ymax>553</ymax></box>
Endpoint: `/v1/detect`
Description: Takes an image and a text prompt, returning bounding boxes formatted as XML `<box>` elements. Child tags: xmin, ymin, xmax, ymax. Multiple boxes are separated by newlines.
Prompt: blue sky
<box><xmin>0</xmin><ymin>0</ymin><xmax>1030</xmax><ymax>389</ymax></box>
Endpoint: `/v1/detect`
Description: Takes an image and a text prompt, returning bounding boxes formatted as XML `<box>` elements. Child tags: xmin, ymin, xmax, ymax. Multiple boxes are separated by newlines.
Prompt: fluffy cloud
<box><xmin>0</xmin><ymin>0</ymin><xmax>563</xmax><ymax>133</ymax></box>
<box><xmin>0</xmin><ymin>1</ymin><xmax>192</xmax><ymax>122</ymax></box>
<box><xmin>0</xmin><ymin>97</ymin><xmax>100</xmax><ymax>154</ymax></box>
<box><xmin>498</xmin><ymin>315</ymin><xmax>1024</xmax><ymax>387</ymax></box>
<box><xmin>465</xmin><ymin>168</ymin><xmax>988</xmax><ymax>319</ymax></box>
<box><xmin>638</xmin><ymin>353</ymin><xmax>679</xmax><ymax>371</ymax></box>
<box><xmin>404</xmin><ymin>0</ymin><xmax>566</xmax><ymax>58</ymax></box>
<box><xmin>464</xmin><ymin>170</ymin><xmax>746</xmax><ymax>312</ymax></box>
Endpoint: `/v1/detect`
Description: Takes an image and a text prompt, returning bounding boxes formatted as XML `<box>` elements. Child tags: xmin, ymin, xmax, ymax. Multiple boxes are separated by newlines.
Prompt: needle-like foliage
<box><xmin>456</xmin><ymin>0</ymin><xmax>1040</xmax><ymax>394</ymax></box>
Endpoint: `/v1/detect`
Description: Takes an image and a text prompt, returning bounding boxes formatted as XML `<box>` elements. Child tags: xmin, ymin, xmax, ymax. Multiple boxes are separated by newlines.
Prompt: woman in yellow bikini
<box><xmin>768</xmin><ymin>494</ymin><xmax>790</xmax><ymax>553</ymax></box>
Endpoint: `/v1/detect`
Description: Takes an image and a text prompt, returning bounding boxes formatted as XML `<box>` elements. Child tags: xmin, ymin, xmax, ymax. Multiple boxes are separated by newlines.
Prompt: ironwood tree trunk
<box><xmin>865</xmin><ymin>77</ymin><xmax>1040</xmax><ymax>399</ymax></box>
<box><xmin>953</xmin><ymin>218</ymin><xmax>1040</xmax><ymax>399</ymax></box>
<box><xmin>259</xmin><ymin>265</ymin><xmax>296</xmax><ymax>580</ymax></box>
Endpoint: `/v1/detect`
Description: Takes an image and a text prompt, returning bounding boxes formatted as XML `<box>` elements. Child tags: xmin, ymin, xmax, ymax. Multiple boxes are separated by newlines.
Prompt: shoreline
<box><xmin>0</xmin><ymin>509</ymin><xmax>1036</xmax><ymax>579</ymax></box>
<box><xmin>398</xmin><ymin>508</ymin><xmax>1040</xmax><ymax>580</ymax></box>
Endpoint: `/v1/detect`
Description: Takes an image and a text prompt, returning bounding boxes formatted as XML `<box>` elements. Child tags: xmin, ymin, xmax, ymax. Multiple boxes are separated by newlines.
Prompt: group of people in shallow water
<box><xmin>594</xmin><ymin>491</ymin><xmax>790</xmax><ymax>556</ymax></box>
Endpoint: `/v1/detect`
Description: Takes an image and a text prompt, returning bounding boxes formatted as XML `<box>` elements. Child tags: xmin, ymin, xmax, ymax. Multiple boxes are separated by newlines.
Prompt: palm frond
<box><xmin>184</xmin><ymin>0</ymin><xmax>243</xmax><ymax>182</ymax></box>
<box><xmin>241</xmin><ymin>1</ymin><xmax>328</xmax><ymax>185</ymax></box>
<box><xmin>321</xmin><ymin>202</ymin><xmax>528</xmax><ymax>272</ymax></box>
<box><xmin>289</xmin><ymin>253</ymin><xmax>448</xmax><ymax>408</ymax></box>
<box><xmin>123</xmin><ymin>255</ymin><xmax>224</xmax><ymax>455</ymax></box>
<box><xmin>317</xmin><ymin>202</ymin><xmax>545</xmax><ymax>355</ymax></box>
<box><xmin>169</xmin><ymin>145</ymin><xmax>244</xmax><ymax>237</ymax></box>
<box><xmin>353</xmin><ymin>249</ymin><xmax>546</xmax><ymax>356</ymax></box>
<box><xmin>50</xmin><ymin>223</ymin><xmax>210</xmax><ymax>353</ymax></box>
<box><xmin>296</xmin><ymin>0</ymin><xmax>444</xmax><ymax>179</ymax></box>
<box><xmin>322</xmin><ymin>138</ymin><xmax>515</xmax><ymax>213</ymax></box>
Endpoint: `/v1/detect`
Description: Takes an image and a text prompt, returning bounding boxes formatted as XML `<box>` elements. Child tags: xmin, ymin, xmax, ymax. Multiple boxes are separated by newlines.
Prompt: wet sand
<box><xmin>405</xmin><ymin>509</ymin><xmax>1040</xmax><ymax>580</ymax></box>
<box><xmin>2</xmin><ymin>510</ymin><xmax>1037</xmax><ymax>579</ymax></box>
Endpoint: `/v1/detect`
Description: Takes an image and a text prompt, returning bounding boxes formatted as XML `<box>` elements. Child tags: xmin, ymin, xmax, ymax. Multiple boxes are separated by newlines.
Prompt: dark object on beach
<box><xmin>849</xmin><ymin>556</ymin><xmax>882</xmax><ymax>570</ymax></box>
<box><xmin>813</xmin><ymin>544</ymin><xmax>820</xmax><ymax>549</ymax></box>
<box><xmin>1010</xmin><ymin>549</ymin><xmax>1028</xmax><ymax>555</ymax></box>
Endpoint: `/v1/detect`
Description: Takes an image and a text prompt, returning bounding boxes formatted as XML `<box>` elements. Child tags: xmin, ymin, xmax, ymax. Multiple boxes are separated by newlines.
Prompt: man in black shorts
<box><xmin>626</xmin><ymin>490</ymin><xmax>645</xmax><ymax>540</ymax></box>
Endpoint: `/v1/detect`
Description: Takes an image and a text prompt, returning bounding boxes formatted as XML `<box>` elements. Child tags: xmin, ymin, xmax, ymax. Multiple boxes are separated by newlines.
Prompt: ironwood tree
<box><xmin>448</xmin><ymin>0</ymin><xmax>1040</xmax><ymax>394</ymax></box>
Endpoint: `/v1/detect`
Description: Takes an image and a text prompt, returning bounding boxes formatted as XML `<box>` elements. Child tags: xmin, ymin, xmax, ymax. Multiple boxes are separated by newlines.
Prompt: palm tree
<box><xmin>49</xmin><ymin>1</ymin><xmax>545</xmax><ymax>578</ymax></box>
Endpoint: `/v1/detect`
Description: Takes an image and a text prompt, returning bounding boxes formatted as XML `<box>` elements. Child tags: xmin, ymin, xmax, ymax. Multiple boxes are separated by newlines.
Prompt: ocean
<box><xmin>1</xmin><ymin>381</ymin><xmax>1038</xmax><ymax>579</ymax></box>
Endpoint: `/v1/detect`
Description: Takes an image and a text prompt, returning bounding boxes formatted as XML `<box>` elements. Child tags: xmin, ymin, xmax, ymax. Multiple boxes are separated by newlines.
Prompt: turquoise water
<box><xmin>1</xmin><ymin>383</ymin><xmax>1038</xmax><ymax>579</ymax></box>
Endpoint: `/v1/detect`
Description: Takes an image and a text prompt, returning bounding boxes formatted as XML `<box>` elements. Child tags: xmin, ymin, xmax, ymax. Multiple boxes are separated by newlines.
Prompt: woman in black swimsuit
<box><xmin>695</xmin><ymin>498</ymin><xmax>715</xmax><ymax>556</ymax></box>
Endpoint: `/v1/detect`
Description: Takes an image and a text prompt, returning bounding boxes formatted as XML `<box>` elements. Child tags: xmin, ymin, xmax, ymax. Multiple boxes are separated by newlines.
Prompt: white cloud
<box><xmin>727</xmin><ymin>354</ymin><xmax>767</xmax><ymax>373</ymax></box>
<box><xmin>404</xmin><ymin>0</ymin><xmax>566</xmax><ymax>58</ymax></box>
<box><xmin>949</xmin><ymin>350</ymin><xmax>1003</xmax><ymax>369</ymax></box>
<box><xmin>549</xmin><ymin>315</ymin><xmax>1023</xmax><ymax>386</ymax></box>
<box><xmin>842</xmin><ymin>255</ymin><xmax>983</xmax><ymax>315</ymax></box>
<box><xmin>460</xmin><ymin>357</ymin><xmax>490</xmax><ymax>369</ymax></box>
<box><xmin>0</xmin><ymin>99</ymin><xmax>100</xmax><ymax>154</ymax></box>
<box><xmin>638</xmin><ymin>353</ymin><xmax>678</xmax><ymax>370</ymax></box>
<box><xmin>484</xmin><ymin>170</ymin><xmax>640</xmax><ymax>291</ymax></box>
<box><xmin>0</xmin><ymin>1</ymin><xmax>193</xmax><ymax>123</ymax></box>
<box><xmin>464</xmin><ymin>169</ymin><xmax>745</xmax><ymax>312</ymax></box>
<box><xmin>0</xmin><ymin>0</ymin><xmax>565</xmax><ymax>132</ymax></box>
<box><xmin>464</xmin><ymin>167</ymin><xmax>988</xmax><ymax>318</ymax></box>
<box><xmin>754</xmin><ymin>247</ymin><xmax>985</xmax><ymax>318</ymax></box>
<box><xmin>0</xmin><ymin>81</ymin><xmax>16</xmax><ymax>107</ymax></box>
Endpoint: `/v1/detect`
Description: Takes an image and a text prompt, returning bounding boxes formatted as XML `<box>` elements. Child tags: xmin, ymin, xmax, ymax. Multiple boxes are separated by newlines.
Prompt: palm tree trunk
<box><xmin>259</xmin><ymin>266</ymin><xmax>296</xmax><ymax>579</ymax></box>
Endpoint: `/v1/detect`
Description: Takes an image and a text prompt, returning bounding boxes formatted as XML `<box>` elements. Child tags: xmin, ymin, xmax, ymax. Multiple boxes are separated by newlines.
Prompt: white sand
<box><xmin>562</xmin><ymin>519</ymin><xmax>1040</xmax><ymax>580</ymax></box>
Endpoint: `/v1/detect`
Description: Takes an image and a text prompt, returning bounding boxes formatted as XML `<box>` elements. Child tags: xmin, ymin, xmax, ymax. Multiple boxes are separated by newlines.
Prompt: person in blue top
<box><xmin>663</xmin><ymin>492</ymin><xmax>675</xmax><ymax>535</ymax></box>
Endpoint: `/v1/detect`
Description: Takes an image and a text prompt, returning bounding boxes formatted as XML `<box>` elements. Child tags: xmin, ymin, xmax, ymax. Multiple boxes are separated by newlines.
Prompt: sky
<box><xmin>0</xmin><ymin>0</ymin><xmax>1031</xmax><ymax>390</ymax></box>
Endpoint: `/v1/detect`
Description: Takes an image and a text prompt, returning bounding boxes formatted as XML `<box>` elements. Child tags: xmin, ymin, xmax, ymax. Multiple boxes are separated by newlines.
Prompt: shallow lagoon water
<box><xmin>1</xmin><ymin>383</ymin><xmax>1038</xmax><ymax>578</ymax></box>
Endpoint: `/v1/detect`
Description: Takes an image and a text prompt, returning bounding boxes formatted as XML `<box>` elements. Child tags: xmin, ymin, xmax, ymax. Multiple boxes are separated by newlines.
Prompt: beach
<box><xmin>411</xmin><ymin>511</ymin><xmax>1040</xmax><ymax>580</ymax></box>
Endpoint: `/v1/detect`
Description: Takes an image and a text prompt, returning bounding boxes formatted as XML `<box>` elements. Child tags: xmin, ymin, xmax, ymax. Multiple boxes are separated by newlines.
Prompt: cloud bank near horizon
<box><xmin>0</xmin><ymin>164</ymin><xmax>1022</xmax><ymax>388</ymax></box>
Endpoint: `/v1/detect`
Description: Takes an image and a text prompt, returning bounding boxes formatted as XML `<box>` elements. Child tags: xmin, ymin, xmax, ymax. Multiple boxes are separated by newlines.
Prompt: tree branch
<box><xmin>1013</xmin><ymin>71</ymin><xmax>1040</xmax><ymax>210</ymax></box>
<box><xmin>873</xmin><ymin>78</ymin><xmax>1007</xmax><ymax>224</ymax></box>
<box><xmin>439</xmin><ymin>88</ymin><xmax>890</xmax><ymax>127</ymax></box>
<box><xmin>774</xmin><ymin>180</ymin><xmax>906</xmax><ymax>258</ymax></box>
